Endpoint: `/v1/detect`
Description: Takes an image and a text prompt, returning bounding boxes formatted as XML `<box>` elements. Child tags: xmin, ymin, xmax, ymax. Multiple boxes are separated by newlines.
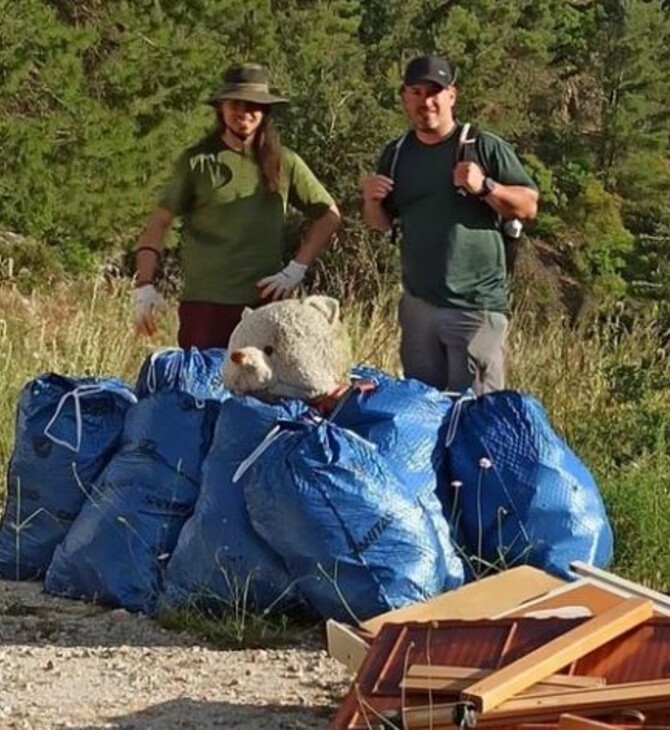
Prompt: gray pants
<box><xmin>398</xmin><ymin>292</ymin><xmax>508</xmax><ymax>394</ymax></box>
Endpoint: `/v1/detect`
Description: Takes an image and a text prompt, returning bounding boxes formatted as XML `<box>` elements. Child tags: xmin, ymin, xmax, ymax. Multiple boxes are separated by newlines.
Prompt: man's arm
<box><xmin>453</xmin><ymin>162</ymin><xmax>539</xmax><ymax>221</ymax></box>
<box><xmin>361</xmin><ymin>174</ymin><xmax>394</xmax><ymax>232</ymax></box>
<box><xmin>481</xmin><ymin>183</ymin><xmax>539</xmax><ymax>221</ymax></box>
<box><xmin>135</xmin><ymin>206</ymin><xmax>175</xmax><ymax>284</ymax></box>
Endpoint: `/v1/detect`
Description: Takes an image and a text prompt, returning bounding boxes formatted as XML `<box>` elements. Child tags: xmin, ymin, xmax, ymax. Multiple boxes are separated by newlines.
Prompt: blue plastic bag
<box><xmin>245</xmin><ymin>418</ymin><xmax>463</xmax><ymax>622</ymax></box>
<box><xmin>0</xmin><ymin>374</ymin><xmax>136</xmax><ymax>580</ymax></box>
<box><xmin>445</xmin><ymin>390</ymin><xmax>614</xmax><ymax>579</ymax></box>
<box><xmin>135</xmin><ymin>347</ymin><xmax>229</xmax><ymax>402</ymax></box>
<box><xmin>162</xmin><ymin>396</ymin><xmax>306</xmax><ymax>614</ymax></box>
<box><xmin>44</xmin><ymin>391</ymin><xmax>219</xmax><ymax>613</ymax></box>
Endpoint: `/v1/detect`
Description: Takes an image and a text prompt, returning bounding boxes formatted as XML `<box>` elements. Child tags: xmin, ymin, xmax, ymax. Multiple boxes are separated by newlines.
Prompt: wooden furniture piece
<box><xmin>461</xmin><ymin>599</ymin><xmax>652</xmax><ymax>713</ymax></box>
<box><xmin>327</xmin><ymin>566</ymin><xmax>565</xmax><ymax>673</ymax></box>
<box><xmin>330</xmin><ymin>614</ymin><xmax>670</xmax><ymax>730</ymax></box>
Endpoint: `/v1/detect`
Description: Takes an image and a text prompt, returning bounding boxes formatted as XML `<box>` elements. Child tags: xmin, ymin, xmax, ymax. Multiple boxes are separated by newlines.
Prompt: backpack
<box><xmin>384</xmin><ymin>123</ymin><xmax>523</xmax><ymax>277</ymax></box>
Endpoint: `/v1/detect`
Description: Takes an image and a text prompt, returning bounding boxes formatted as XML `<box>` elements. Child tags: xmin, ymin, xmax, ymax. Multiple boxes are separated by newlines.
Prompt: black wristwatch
<box><xmin>474</xmin><ymin>176</ymin><xmax>497</xmax><ymax>198</ymax></box>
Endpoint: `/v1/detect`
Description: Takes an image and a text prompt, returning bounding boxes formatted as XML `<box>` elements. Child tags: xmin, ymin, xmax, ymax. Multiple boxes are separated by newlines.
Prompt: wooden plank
<box><xmin>489</xmin><ymin>679</ymin><xmax>670</xmax><ymax>717</ymax></box>
<box><xmin>407</xmin><ymin>665</ymin><xmax>604</xmax><ymax>687</ymax></box>
<box><xmin>326</xmin><ymin>619</ymin><xmax>370</xmax><ymax>675</ymax></box>
<box><xmin>401</xmin><ymin>677</ymin><xmax>593</xmax><ymax>696</ymax></box>
<box><xmin>570</xmin><ymin>562</ymin><xmax>670</xmax><ymax>616</ymax></box>
<box><xmin>461</xmin><ymin>598</ymin><xmax>653</xmax><ymax>713</ymax></box>
<box><xmin>400</xmin><ymin>677</ymin><xmax>588</xmax><ymax>697</ymax></box>
<box><xmin>558</xmin><ymin>713</ymin><xmax>616</xmax><ymax>730</ymax></box>
<box><xmin>398</xmin><ymin>679</ymin><xmax>670</xmax><ymax>729</ymax></box>
<box><xmin>360</xmin><ymin>566</ymin><xmax>564</xmax><ymax>637</ymax></box>
<box><xmin>401</xmin><ymin>665</ymin><xmax>604</xmax><ymax>694</ymax></box>
<box><xmin>495</xmin><ymin>579</ymin><xmax>626</xmax><ymax>619</ymax></box>
<box><xmin>497</xmin><ymin>571</ymin><xmax>670</xmax><ymax>620</ymax></box>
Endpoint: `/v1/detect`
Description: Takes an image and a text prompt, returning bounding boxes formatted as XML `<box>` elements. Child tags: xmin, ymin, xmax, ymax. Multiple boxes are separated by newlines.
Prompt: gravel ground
<box><xmin>0</xmin><ymin>580</ymin><xmax>351</xmax><ymax>729</ymax></box>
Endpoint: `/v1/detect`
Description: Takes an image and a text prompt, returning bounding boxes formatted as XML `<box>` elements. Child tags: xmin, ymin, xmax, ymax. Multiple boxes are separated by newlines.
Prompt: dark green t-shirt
<box><xmin>378</xmin><ymin>126</ymin><xmax>537</xmax><ymax>312</ymax></box>
<box><xmin>159</xmin><ymin>135</ymin><xmax>335</xmax><ymax>304</ymax></box>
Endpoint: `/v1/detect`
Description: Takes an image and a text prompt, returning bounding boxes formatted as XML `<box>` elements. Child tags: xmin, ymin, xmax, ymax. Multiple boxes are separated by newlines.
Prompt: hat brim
<box><xmin>206</xmin><ymin>90</ymin><xmax>289</xmax><ymax>106</ymax></box>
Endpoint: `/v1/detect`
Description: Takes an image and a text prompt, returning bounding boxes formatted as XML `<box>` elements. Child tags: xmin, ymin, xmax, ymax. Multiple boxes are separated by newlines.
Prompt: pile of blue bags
<box><xmin>0</xmin><ymin>347</ymin><xmax>614</xmax><ymax>622</ymax></box>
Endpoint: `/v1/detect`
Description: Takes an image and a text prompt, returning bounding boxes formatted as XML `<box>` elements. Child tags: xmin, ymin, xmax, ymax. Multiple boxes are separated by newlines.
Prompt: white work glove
<box><xmin>256</xmin><ymin>259</ymin><xmax>308</xmax><ymax>301</ymax></box>
<box><xmin>133</xmin><ymin>284</ymin><xmax>166</xmax><ymax>337</ymax></box>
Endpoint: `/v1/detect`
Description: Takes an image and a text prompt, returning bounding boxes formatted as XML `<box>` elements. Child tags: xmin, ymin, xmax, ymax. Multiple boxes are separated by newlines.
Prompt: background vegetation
<box><xmin>2</xmin><ymin>0</ymin><xmax>670</xmax><ymax>307</ymax></box>
<box><xmin>1</xmin><ymin>0</ymin><xmax>670</xmax><ymax>600</ymax></box>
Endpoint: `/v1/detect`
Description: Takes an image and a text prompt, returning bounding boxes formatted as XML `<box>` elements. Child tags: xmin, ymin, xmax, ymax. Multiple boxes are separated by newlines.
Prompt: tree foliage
<box><xmin>0</xmin><ymin>0</ymin><xmax>669</xmax><ymax>304</ymax></box>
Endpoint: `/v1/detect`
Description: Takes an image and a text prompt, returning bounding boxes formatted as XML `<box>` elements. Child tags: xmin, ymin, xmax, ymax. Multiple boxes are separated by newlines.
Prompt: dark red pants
<box><xmin>177</xmin><ymin>301</ymin><xmax>249</xmax><ymax>349</ymax></box>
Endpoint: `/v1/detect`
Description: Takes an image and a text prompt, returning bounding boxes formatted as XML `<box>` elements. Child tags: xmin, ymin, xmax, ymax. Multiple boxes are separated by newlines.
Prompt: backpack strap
<box><xmin>456</xmin><ymin>122</ymin><xmax>478</xmax><ymax>196</ymax></box>
<box><xmin>379</xmin><ymin>131</ymin><xmax>410</xmax><ymax>245</ymax></box>
<box><xmin>455</xmin><ymin>123</ymin><xmax>524</xmax><ymax>277</ymax></box>
<box><xmin>388</xmin><ymin>131</ymin><xmax>410</xmax><ymax>181</ymax></box>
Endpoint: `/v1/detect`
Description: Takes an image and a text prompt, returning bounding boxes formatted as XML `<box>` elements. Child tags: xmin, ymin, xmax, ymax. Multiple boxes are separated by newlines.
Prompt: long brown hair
<box><xmin>213</xmin><ymin>109</ymin><xmax>283</xmax><ymax>193</ymax></box>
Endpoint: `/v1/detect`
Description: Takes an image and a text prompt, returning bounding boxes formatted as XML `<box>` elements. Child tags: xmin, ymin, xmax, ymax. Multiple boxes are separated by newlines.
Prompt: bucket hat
<box><xmin>206</xmin><ymin>63</ymin><xmax>288</xmax><ymax>106</ymax></box>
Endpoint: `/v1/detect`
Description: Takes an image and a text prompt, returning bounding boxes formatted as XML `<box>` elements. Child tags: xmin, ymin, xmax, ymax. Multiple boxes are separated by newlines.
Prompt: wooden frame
<box><xmin>461</xmin><ymin>598</ymin><xmax>653</xmax><ymax>713</ymax></box>
<box><xmin>570</xmin><ymin>561</ymin><xmax>670</xmax><ymax>615</ymax></box>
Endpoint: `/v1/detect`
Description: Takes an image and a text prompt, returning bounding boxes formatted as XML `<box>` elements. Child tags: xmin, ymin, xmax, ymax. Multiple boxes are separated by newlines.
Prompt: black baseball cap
<box><xmin>403</xmin><ymin>55</ymin><xmax>457</xmax><ymax>88</ymax></box>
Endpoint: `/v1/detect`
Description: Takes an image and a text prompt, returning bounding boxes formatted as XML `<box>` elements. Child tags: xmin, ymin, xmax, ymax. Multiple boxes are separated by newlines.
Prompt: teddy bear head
<box><xmin>222</xmin><ymin>296</ymin><xmax>349</xmax><ymax>402</ymax></box>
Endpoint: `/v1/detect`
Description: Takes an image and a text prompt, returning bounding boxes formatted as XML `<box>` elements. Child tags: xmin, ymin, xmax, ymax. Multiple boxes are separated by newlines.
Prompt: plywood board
<box><xmin>325</xmin><ymin>619</ymin><xmax>370</xmax><ymax>675</ymax></box>
<box><xmin>360</xmin><ymin>566</ymin><xmax>564</xmax><ymax>637</ymax></box>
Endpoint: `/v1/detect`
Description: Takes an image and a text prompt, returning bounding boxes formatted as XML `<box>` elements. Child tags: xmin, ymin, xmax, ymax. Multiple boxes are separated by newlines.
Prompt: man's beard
<box><xmin>415</xmin><ymin>112</ymin><xmax>438</xmax><ymax>131</ymax></box>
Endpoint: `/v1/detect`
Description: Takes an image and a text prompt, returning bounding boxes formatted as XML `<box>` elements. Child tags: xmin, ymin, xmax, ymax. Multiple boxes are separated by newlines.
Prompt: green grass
<box><xmin>1</xmin><ymin>276</ymin><xmax>669</xmax><ymax>644</ymax></box>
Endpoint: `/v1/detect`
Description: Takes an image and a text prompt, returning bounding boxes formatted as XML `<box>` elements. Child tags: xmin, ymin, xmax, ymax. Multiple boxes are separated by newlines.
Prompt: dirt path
<box><xmin>0</xmin><ymin>580</ymin><xmax>351</xmax><ymax>729</ymax></box>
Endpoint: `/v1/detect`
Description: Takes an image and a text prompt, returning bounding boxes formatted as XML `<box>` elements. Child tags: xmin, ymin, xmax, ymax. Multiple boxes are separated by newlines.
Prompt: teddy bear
<box><xmin>222</xmin><ymin>295</ymin><xmax>350</xmax><ymax>403</ymax></box>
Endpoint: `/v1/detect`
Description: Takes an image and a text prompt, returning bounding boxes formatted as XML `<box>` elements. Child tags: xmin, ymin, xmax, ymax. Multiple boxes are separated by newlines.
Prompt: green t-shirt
<box><xmin>378</xmin><ymin>126</ymin><xmax>537</xmax><ymax>312</ymax></box>
<box><xmin>159</xmin><ymin>135</ymin><xmax>335</xmax><ymax>304</ymax></box>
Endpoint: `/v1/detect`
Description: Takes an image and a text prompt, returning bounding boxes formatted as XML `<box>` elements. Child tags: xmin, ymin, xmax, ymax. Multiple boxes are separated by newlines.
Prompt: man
<box><xmin>362</xmin><ymin>55</ymin><xmax>538</xmax><ymax>394</ymax></box>
<box><xmin>134</xmin><ymin>62</ymin><xmax>340</xmax><ymax>348</ymax></box>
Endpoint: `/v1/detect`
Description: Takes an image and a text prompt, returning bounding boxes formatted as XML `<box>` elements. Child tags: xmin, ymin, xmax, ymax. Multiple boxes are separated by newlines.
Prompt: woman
<box><xmin>133</xmin><ymin>62</ymin><xmax>340</xmax><ymax>348</ymax></box>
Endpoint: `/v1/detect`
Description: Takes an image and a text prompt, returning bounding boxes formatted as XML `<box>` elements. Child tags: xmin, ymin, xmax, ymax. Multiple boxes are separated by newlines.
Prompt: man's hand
<box><xmin>257</xmin><ymin>260</ymin><xmax>308</xmax><ymax>301</ymax></box>
<box><xmin>361</xmin><ymin>174</ymin><xmax>394</xmax><ymax>204</ymax></box>
<box><xmin>453</xmin><ymin>161</ymin><xmax>486</xmax><ymax>196</ymax></box>
<box><xmin>133</xmin><ymin>284</ymin><xmax>166</xmax><ymax>337</ymax></box>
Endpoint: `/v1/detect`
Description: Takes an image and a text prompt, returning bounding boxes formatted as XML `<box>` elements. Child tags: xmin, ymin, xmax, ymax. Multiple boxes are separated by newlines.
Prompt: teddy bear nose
<box><xmin>230</xmin><ymin>350</ymin><xmax>246</xmax><ymax>365</ymax></box>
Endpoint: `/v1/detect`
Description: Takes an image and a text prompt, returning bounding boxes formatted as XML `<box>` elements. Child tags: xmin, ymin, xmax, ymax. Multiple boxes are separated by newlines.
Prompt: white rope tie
<box><xmin>146</xmin><ymin>347</ymin><xmax>183</xmax><ymax>394</ymax></box>
<box><xmin>232</xmin><ymin>424</ymin><xmax>286</xmax><ymax>484</ymax></box>
<box><xmin>444</xmin><ymin>392</ymin><xmax>476</xmax><ymax>448</ymax></box>
<box><xmin>43</xmin><ymin>383</ymin><xmax>136</xmax><ymax>453</ymax></box>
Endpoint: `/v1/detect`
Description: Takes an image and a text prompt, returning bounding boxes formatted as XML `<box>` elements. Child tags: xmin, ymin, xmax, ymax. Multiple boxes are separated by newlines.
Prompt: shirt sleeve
<box><xmin>286</xmin><ymin>151</ymin><xmax>336</xmax><ymax>217</ymax></box>
<box><xmin>157</xmin><ymin>150</ymin><xmax>196</xmax><ymax>216</ymax></box>
<box><xmin>478</xmin><ymin>132</ymin><xmax>538</xmax><ymax>190</ymax></box>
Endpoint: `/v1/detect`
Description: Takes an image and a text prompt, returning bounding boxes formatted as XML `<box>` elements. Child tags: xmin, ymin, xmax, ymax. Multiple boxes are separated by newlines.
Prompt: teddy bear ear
<box><xmin>304</xmin><ymin>295</ymin><xmax>340</xmax><ymax>325</ymax></box>
<box><xmin>240</xmin><ymin>307</ymin><xmax>254</xmax><ymax>320</ymax></box>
